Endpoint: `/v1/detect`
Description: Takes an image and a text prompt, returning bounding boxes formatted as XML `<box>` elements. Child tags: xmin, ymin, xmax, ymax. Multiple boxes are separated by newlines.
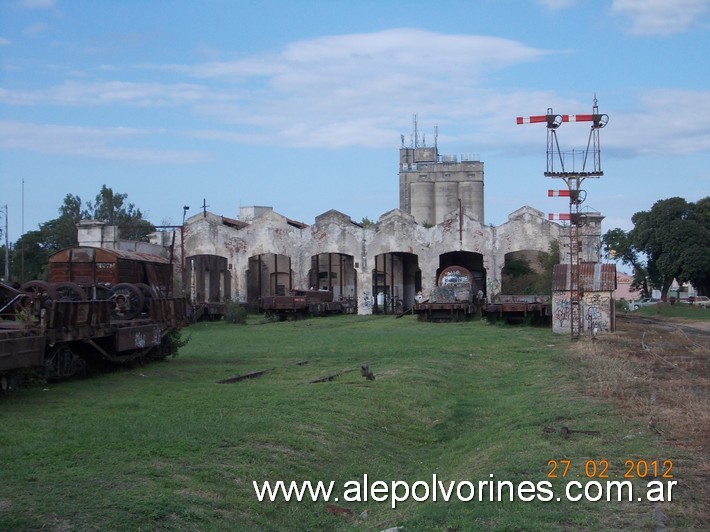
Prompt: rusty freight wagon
<box><xmin>259</xmin><ymin>289</ymin><xmax>343</xmax><ymax>320</ymax></box>
<box><xmin>48</xmin><ymin>246</ymin><xmax>173</xmax><ymax>297</ymax></box>
<box><xmin>1</xmin><ymin>246</ymin><xmax>188</xmax><ymax>392</ymax></box>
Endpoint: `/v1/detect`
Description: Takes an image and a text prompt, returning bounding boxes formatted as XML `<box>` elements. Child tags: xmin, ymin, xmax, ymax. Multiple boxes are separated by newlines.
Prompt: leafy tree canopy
<box><xmin>4</xmin><ymin>185</ymin><xmax>154</xmax><ymax>283</ymax></box>
<box><xmin>603</xmin><ymin>196</ymin><xmax>710</xmax><ymax>298</ymax></box>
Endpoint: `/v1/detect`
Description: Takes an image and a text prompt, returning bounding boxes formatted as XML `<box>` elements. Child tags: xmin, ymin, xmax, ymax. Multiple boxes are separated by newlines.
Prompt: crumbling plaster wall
<box><xmin>490</xmin><ymin>206</ymin><xmax>564</xmax><ymax>297</ymax></box>
<box><xmin>176</xmin><ymin>204</ymin><xmax>564</xmax><ymax>314</ymax></box>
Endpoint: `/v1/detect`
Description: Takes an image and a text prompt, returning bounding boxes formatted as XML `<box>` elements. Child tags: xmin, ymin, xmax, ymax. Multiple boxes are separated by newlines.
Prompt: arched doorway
<box><xmin>309</xmin><ymin>253</ymin><xmax>358</xmax><ymax>313</ymax></box>
<box><xmin>372</xmin><ymin>252</ymin><xmax>420</xmax><ymax>314</ymax></box>
<box><xmin>438</xmin><ymin>251</ymin><xmax>486</xmax><ymax>298</ymax></box>
<box><xmin>246</xmin><ymin>253</ymin><xmax>293</xmax><ymax>309</ymax></box>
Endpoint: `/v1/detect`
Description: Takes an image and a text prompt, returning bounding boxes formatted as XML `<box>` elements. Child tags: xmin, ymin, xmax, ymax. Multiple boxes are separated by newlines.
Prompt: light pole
<box><xmin>180</xmin><ymin>205</ymin><xmax>190</xmax><ymax>270</ymax></box>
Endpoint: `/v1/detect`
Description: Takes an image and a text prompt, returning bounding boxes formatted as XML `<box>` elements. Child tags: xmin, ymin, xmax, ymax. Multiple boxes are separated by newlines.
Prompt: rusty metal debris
<box><xmin>218</xmin><ymin>368</ymin><xmax>274</xmax><ymax>384</ymax></box>
<box><xmin>361</xmin><ymin>364</ymin><xmax>375</xmax><ymax>381</ymax></box>
<box><xmin>218</xmin><ymin>360</ymin><xmax>309</xmax><ymax>384</ymax></box>
<box><xmin>542</xmin><ymin>426</ymin><xmax>600</xmax><ymax>438</ymax></box>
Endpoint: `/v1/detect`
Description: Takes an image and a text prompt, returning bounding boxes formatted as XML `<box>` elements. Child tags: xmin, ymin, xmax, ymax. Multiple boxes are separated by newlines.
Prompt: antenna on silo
<box><xmin>413</xmin><ymin>114</ymin><xmax>419</xmax><ymax>148</ymax></box>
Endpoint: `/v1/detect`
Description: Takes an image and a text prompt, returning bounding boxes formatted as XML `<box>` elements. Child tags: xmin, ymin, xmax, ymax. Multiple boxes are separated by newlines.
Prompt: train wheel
<box><xmin>52</xmin><ymin>282</ymin><xmax>88</xmax><ymax>301</ymax></box>
<box><xmin>135</xmin><ymin>283</ymin><xmax>159</xmax><ymax>299</ymax></box>
<box><xmin>135</xmin><ymin>283</ymin><xmax>158</xmax><ymax>313</ymax></box>
<box><xmin>110</xmin><ymin>283</ymin><xmax>145</xmax><ymax>320</ymax></box>
<box><xmin>20</xmin><ymin>280</ymin><xmax>59</xmax><ymax>301</ymax></box>
<box><xmin>45</xmin><ymin>344</ymin><xmax>84</xmax><ymax>380</ymax></box>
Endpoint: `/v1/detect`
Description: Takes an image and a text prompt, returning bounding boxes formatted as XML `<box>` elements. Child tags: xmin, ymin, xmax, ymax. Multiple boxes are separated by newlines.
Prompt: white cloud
<box><xmin>22</xmin><ymin>22</ymin><xmax>48</xmax><ymax>36</ymax></box>
<box><xmin>2</xmin><ymin>29</ymin><xmax>551</xmax><ymax>149</ymax></box>
<box><xmin>611</xmin><ymin>0</ymin><xmax>710</xmax><ymax>35</ymax></box>
<box><xmin>0</xmin><ymin>121</ymin><xmax>208</xmax><ymax>163</ymax></box>
<box><xmin>182</xmin><ymin>29</ymin><xmax>550</xmax><ymax>147</ymax></box>
<box><xmin>1</xmin><ymin>29</ymin><xmax>707</xmax><ymax>160</ymax></box>
<box><xmin>607</xmin><ymin>89</ymin><xmax>710</xmax><ymax>155</ymax></box>
<box><xmin>0</xmin><ymin>37</ymin><xmax>12</xmax><ymax>46</ymax></box>
<box><xmin>0</xmin><ymin>81</ymin><xmax>225</xmax><ymax>107</ymax></box>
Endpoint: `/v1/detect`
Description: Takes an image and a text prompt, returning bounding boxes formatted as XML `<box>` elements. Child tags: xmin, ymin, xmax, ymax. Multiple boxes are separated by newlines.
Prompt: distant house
<box><xmin>615</xmin><ymin>271</ymin><xmax>638</xmax><ymax>302</ymax></box>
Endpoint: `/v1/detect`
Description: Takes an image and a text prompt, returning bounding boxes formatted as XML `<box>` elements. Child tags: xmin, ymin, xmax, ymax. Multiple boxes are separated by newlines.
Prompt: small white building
<box><xmin>552</xmin><ymin>263</ymin><xmax>617</xmax><ymax>334</ymax></box>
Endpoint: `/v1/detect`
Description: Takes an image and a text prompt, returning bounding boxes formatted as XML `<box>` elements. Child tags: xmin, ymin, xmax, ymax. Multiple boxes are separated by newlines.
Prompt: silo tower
<box><xmin>399</xmin><ymin>117</ymin><xmax>484</xmax><ymax>225</ymax></box>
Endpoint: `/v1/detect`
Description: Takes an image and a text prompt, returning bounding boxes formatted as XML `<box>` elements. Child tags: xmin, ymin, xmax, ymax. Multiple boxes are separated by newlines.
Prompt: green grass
<box><xmin>0</xmin><ymin>315</ymin><xmax>677</xmax><ymax>530</ymax></box>
<box><xmin>634</xmin><ymin>301</ymin><xmax>710</xmax><ymax>320</ymax></box>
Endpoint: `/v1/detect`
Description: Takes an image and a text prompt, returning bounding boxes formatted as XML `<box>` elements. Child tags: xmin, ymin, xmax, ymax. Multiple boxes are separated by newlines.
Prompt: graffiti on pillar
<box><xmin>360</xmin><ymin>290</ymin><xmax>373</xmax><ymax>308</ymax></box>
<box><xmin>553</xmin><ymin>292</ymin><xmax>571</xmax><ymax>329</ymax></box>
<box><xmin>585</xmin><ymin>293</ymin><xmax>610</xmax><ymax>332</ymax></box>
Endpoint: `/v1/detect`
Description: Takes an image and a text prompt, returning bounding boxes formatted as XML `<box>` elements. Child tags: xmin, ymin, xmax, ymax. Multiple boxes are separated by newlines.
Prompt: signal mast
<box><xmin>517</xmin><ymin>96</ymin><xmax>608</xmax><ymax>338</ymax></box>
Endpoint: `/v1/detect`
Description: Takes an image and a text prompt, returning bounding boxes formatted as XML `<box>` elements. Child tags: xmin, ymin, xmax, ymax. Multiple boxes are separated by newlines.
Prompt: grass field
<box><xmin>634</xmin><ymin>302</ymin><xmax>710</xmax><ymax>321</ymax></box>
<box><xmin>0</xmin><ymin>315</ymin><xmax>696</xmax><ymax>530</ymax></box>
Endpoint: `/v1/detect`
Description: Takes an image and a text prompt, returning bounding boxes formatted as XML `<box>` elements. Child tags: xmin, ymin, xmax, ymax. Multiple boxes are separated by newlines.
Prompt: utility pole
<box><xmin>2</xmin><ymin>205</ymin><xmax>9</xmax><ymax>281</ymax></box>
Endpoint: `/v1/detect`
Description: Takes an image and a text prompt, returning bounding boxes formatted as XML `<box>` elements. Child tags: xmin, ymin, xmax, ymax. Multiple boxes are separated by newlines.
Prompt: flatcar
<box><xmin>0</xmin><ymin>246</ymin><xmax>188</xmax><ymax>393</ymax></box>
<box><xmin>413</xmin><ymin>265</ymin><xmax>482</xmax><ymax>321</ymax></box>
<box><xmin>259</xmin><ymin>289</ymin><xmax>342</xmax><ymax>320</ymax></box>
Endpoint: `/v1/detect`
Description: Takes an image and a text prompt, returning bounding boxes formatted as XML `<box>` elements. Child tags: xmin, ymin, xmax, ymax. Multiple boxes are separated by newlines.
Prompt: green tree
<box><xmin>601</xmin><ymin>227</ymin><xmax>650</xmax><ymax>297</ymax></box>
<box><xmin>629</xmin><ymin>197</ymin><xmax>710</xmax><ymax>299</ymax></box>
<box><xmin>8</xmin><ymin>186</ymin><xmax>155</xmax><ymax>283</ymax></box>
<box><xmin>85</xmin><ymin>185</ymin><xmax>154</xmax><ymax>241</ymax></box>
<box><xmin>10</xmin><ymin>229</ymin><xmax>52</xmax><ymax>281</ymax></box>
<box><xmin>51</xmin><ymin>194</ymin><xmax>83</xmax><ymax>250</ymax></box>
<box><xmin>676</xmin><ymin>196</ymin><xmax>710</xmax><ymax>295</ymax></box>
<box><xmin>540</xmin><ymin>239</ymin><xmax>561</xmax><ymax>272</ymax></box>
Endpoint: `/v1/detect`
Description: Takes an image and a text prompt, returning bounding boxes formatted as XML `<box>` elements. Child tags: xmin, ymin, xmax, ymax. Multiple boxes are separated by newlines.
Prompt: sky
<box><xmin>1</xmin><ymin>0</ymin><xmax>709</xmax><ymax>244</ymax></box>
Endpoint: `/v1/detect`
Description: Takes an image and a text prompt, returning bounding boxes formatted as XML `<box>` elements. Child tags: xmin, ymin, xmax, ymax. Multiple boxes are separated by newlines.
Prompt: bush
<box><xmin>224</xmin><ymin>298</ymin><xmax>248</xmax><ymax>324</ymax></box>
<box><xmin>615</xmin><ymin>299</ymin><xmax>630</xmax><ymax>312</ymax></box>
<box><xmin>160</xmin><ymin>329</ymin><xmax>190</xmax><ymax>358</ymax></box>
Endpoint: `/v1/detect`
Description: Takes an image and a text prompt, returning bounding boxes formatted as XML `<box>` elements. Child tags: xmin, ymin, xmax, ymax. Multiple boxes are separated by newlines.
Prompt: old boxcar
<box><xmin>48</xmin><ymin>246</ymin><xmax>173</xmax><ymax>297</ymax></box>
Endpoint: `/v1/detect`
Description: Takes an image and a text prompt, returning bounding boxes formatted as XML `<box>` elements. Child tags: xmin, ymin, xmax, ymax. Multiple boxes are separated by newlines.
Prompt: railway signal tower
<box><xmin>517</xmin><ymin>97</ymin><xmax>608</xmax><ymax>338</ymax></box>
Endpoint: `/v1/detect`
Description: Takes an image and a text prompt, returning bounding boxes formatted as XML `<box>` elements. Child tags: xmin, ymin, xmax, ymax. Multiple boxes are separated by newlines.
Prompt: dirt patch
<box><xmin>572</xmin><ymin>314</ymin><xmax>709</xmax><ymax>529</ymax></box>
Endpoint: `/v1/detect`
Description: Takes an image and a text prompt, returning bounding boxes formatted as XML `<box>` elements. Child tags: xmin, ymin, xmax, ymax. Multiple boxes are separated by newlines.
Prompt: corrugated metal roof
<box><xmin>552</xmin><ymin>263</ymin><xmax>617</xmax><ymax>291</ymax></box>
<box><xmin>49</xmin><ymin>246</ymin><xmax>171</xmax><ymax>264</ymax></box>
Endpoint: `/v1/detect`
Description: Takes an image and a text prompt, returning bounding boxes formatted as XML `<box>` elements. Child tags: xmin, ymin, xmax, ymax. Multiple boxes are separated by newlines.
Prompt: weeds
<box><xmin>223</xmin><ymin>298</ymin><xmax>248</xmax><ymax>324</ymax></box>
<box><xmin>567</xmin><ymin>316</ymin><xmax>709</xmax><ymax>528</ymax></box>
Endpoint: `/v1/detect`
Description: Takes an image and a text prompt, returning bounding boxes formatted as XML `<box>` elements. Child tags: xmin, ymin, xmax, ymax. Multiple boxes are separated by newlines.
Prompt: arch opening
<box><xmin>372</xmin><ymin>252</ymin><xmax>420</xmax><ymax>314</ymax></box>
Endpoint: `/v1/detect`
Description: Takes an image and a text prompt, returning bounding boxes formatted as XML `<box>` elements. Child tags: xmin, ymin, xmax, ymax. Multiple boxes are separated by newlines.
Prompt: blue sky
<box><xmin>1</xmin><ymin>0</ymin><xmax>709</xmax><ymax>243</ymax></box>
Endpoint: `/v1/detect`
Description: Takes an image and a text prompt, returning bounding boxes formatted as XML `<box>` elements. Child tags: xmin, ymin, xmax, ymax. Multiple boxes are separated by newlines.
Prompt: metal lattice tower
<box><xmin>517</xmin><ymin>97</ymin><xmax>608</xmax><ymax>338</ymax></box>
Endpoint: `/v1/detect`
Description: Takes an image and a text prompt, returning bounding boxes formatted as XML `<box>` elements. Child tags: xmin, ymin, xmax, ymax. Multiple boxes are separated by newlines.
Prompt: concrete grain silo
<box><xmin>399</xmin><ymin>141</ymin><xmax>484</xmax><ymax>225</ymax></box>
